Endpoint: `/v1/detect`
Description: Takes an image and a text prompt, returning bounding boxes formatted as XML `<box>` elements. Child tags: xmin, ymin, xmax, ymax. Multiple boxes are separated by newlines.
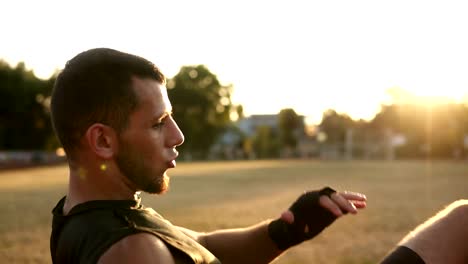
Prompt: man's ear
<box><xmin>84</xmin><ymin>123</ymin><xmax>118</xmax><ymax>159</ymax></box>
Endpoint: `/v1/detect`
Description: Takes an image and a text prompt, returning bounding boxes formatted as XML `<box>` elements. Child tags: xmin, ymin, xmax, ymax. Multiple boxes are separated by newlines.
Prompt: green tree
<box><xmin>167</xmin><ymin>65</ymin><xmax>235</xmax><ymax>159</ymax></box>
<box><xmin>0</xmin><ymin>60</ymin><xmax>57</xmax><ymax>150</ymax></box>
<box><xmin>319</xmin><ymin>109</ymin><xmax>354</xmax><ymax>144</ymax></box>
<box><xmin>370</xmin><ymin>100</ymin><xmax>468</xmax><ymax>158</ymax></box>
<box><xmin>278</xmin><ymin>108</ymin><xmax>302</xmax><ymax>152</ymax></box>
<box><xmin>252</xmin><ymin>125</ymin><xmax>280</xmax><ymax>159</ymax></box>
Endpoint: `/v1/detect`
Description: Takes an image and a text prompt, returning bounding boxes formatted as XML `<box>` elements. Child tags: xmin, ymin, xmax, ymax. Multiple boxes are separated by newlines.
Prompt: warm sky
<box><xmin>2</xmin><ymin>0</ymin><xmax>468</xmax><ymax>124</ymax></box>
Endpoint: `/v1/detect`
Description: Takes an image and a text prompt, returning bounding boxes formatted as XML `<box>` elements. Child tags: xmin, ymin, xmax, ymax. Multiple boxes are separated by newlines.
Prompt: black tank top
<box><xmin>50</xmin><ymin>196</ymin><xmax>221</xmax><ymax>264</ymax></box>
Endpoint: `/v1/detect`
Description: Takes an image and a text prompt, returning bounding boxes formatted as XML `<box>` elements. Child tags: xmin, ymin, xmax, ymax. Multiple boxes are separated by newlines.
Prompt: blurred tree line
<box><xmin>318</xmin><ymin>93</ymin><xmax>468</xmax><ymax>159</ymax></box>
<box><xmin>1</xmin><ymin>59</ymin><xmax>468</xmax><ymax>160</ymax></box>
<box><xmin>251</xmin><ymin>108</ymin><xmax>303</xmax><ymax>159</ymax></box>
<box><xmin>0</xmin><ymin>60</ymin><xmax>241</xmax><ymax>160</ymax></box>
<box><xmin>167</xmin><ymin>65</ymin><xmax>241</xmax><ymax>159</ymax></box>
<box><xmin>0</xmin><ymin>60</ymin><xmax>57</xmax><ymax>150</ymax></box>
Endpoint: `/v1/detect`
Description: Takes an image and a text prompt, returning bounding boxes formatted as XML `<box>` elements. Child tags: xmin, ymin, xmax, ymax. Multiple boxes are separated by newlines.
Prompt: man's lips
<box><xmin>167</xmin><ymin>150</ymin><xmax>178</xmax><ymax>168</ymax></box>
<box><xmin>167</xmin><ymin>160</ymin><xmax>176</xmax><ymax>168</ymax></box>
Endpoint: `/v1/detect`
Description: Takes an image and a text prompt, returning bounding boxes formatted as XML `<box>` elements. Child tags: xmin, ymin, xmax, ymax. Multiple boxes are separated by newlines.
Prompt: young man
<box><xmin>50</xmin><ymin>48</ymin><xmax>467</xmax><ymax>264</ymax></box>
<box><xmin>49</xmin><ymin>48</ymin><xmax>366</xmax><ymax>264</ymax></box>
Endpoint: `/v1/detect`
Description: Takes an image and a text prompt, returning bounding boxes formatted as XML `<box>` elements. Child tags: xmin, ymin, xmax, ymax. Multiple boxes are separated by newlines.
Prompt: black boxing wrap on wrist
<box><xmin>268</xmin><ymin>187</ymin><xmax>338</xmax><ymax>250</ymax></box>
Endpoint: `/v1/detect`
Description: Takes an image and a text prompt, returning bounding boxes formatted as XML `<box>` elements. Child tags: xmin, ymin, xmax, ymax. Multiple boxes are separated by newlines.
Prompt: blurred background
<box><xmin>1</xmin><ymin>0</ymin><xmax>468</xmax><ymax>164</ymax></box>
<box><xmin>1</xmin><ymin>1</ymin><xmax>468</xmax><ymax>263</ymax></box>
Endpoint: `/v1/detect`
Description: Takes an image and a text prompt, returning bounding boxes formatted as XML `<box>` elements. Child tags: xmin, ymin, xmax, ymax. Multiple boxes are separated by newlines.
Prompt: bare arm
<box><xmin>98</xmin><ymin>189</ymin><xmax>366</xmax><ymax>264</ymax></box>
<box><xmin>98</xmin><ymin>233</ymin><xmax>175</xmax><ymax>264</ymax></box>
<box><xmin>181</xmin><ymin>189</ymin><xmax>367</xmax><ymax>264</ymax></box>
<box><xmin>199</xmin><ymin>221</ymin><xmax>281</xmax><ymax>264</ymax></box>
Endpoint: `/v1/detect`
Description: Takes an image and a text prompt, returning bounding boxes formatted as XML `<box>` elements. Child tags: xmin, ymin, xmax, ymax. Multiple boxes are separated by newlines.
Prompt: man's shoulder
<box><xmin>55</xmin><ymin>198</ymin><xmax>147</xmax><ymax>234</ymax></box>
<box><xmin>59</xmin><ymin>203</ymin><xmax>129</xmax><ymax>234</ymax></box>
<box><xmin>98</xmin><ymin>233</ymin><xmax>176</xmax><ymax>264</ymax></box>
<box><xmin>51</xmin><ymin>200</ymin><xmax>142</xmax><ymax>264</ymax></box>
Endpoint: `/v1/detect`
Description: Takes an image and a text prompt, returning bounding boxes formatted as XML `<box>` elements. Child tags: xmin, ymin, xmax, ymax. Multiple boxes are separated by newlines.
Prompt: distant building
<box><xmin>238</xmin><ymin>114</ymin><xmax>279</xmax><ymax>137</ymax></box>
<box><xmin>210</xmin><ymin>114</ymin><xmax>320</xmax><ymax>160</ymax></box>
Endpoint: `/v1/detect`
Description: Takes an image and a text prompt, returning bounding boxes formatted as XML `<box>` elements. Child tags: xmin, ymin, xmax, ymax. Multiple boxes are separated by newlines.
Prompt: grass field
<box><xmin>0</xmin><ymin>160</ymin><xmax>467</xmax><ymax>263</ymax></box>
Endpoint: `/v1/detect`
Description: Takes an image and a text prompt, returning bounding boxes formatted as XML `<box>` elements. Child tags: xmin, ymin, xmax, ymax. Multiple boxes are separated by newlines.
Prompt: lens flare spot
<box><xmin>100</xmin><ymin>164</ymin><xmax>107</xmax><ymax>171</ymax></box>
<box><xmin>78</xmin><ymin>167</ymin><xmax>87</xmax><ymax>180</ymax></box>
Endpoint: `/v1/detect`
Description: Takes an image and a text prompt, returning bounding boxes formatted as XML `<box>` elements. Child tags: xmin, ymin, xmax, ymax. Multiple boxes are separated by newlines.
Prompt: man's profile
<box><xmin>49</xmin><ymin>48</ymin><xmax>467</xmax><ymax>264</ymax></box>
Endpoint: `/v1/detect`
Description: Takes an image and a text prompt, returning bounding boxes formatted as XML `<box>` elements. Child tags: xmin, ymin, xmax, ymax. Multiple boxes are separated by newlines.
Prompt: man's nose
<box><xmin>167</xmin><ymin>118</ymin><xmax>184</xmax><ymax>147</ymax></box>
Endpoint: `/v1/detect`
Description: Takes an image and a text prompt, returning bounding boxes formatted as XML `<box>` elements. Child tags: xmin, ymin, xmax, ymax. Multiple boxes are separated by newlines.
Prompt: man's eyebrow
<box><xmin>154</xmin><ymin>111</ymin><xmax>173</xmax><ymax>122</ymax></box>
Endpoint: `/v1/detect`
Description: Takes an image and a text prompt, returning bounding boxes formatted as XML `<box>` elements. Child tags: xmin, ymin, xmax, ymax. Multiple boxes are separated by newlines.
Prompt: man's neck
<box><xmin>63</xmin><ymin>164</ymin><xmax>137</xmax><ymax>214</ymax></box>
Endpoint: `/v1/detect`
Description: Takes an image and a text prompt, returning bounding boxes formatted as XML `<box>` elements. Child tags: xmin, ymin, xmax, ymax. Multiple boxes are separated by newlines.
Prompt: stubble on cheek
<box><xmin>115</xmin><ymin>143</ymin><xmax>169</xmax><ymax>194</ymax></box>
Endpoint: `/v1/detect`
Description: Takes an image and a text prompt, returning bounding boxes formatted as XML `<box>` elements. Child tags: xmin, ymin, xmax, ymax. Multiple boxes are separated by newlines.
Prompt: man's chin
<box><xmin>140</xmin><ymin>174</ymin><xmax>170</xmax><ymax>195</ymax></box>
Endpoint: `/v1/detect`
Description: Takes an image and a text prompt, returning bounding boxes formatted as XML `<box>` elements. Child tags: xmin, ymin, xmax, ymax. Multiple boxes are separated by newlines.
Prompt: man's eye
<box><xmin>153</xmin><ymin>122</ymin><xmax>165</xmax><ymax>129</ymax></box>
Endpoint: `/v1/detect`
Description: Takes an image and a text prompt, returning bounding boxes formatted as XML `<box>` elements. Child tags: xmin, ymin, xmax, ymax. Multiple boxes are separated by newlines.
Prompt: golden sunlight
<box><xmin>386</xmin><ymin>86</ymin><xmax>467</xmax><ymax>105</ymax></box>
<box><xmin>407</xmin><ymin>87</ymin><xmax>467</xmax><ymax>102</ymax></box>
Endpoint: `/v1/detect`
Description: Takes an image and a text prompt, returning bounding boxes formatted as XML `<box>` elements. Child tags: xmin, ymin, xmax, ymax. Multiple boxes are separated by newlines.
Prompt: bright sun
<box><xmin>386</xmin><ymin>86</ymin><xmax>467</xmax><ymax>105</ymax></box>
<box><xmin>409</xmin><ymin>87</ymin><xmax>466</xmax><ymax>99</ymax></box>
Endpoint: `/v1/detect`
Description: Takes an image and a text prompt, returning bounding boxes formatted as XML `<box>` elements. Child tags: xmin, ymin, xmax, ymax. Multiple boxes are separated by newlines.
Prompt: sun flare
<box><xmin>386</xmin><ymin>86</ymin><xmax>467</xmax><ymax>106</ymax></box>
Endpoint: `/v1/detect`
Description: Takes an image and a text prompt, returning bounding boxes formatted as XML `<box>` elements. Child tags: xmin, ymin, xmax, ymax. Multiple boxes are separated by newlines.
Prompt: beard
<box><xmin>115</xmin><ymin>139</ymin><xmax>169</xmax><ymax>194</ymax></box>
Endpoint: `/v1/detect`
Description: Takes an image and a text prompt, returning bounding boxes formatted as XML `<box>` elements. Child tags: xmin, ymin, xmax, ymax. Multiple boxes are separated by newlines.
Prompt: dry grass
<box><xmin>0</xmin><ymin>160</ymin><xmax>467</xmax><ymax>263</ymax></box>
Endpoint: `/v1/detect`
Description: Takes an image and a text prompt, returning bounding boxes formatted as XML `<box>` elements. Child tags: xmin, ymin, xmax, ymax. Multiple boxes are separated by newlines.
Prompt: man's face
<box><xmin>115</xmin><ymin>77</ymin><xmax>184</xmax><ymax>194</ymax></box>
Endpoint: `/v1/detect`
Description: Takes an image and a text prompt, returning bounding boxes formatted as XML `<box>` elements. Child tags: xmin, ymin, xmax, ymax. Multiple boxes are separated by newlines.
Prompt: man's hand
<box><xmin>281</xmin><ymin>189</ymin><xmax>367</xmax><ymax>223</ymax></box>
<box><xmin>268</xmin><ymin>187</ymin><xmax>367</xmax><ymax>250</ymax></box>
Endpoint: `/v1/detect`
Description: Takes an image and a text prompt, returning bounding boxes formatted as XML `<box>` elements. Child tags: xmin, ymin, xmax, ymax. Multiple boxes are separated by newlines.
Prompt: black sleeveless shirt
<box><xmin>50</xmin><ymin>196</ymin><xmax>221</xmax><ymax>264</ymax></box>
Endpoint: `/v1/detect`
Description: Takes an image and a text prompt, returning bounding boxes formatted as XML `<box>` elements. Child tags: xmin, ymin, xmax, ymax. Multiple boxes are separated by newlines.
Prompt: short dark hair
<box><xmin>51</xmin><ymin>48</ymin><xmax>165</xmax><ymax>155</ymax></box>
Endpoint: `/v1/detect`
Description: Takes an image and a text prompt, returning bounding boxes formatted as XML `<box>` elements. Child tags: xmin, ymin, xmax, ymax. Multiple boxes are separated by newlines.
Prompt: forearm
<box><xmin>197</xmin><ymin>187</ymin><xmax>366</xmax><ymax>264</ymax></box>
<box><xmin>201</xmin><ymin>220</ymin><xmax>283</xmax><ymax>264</ymax></box>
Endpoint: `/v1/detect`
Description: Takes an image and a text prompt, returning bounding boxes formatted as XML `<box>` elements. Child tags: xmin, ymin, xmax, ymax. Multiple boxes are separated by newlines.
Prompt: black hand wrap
<box><xmin>268</xmin><ymin>187</ymin><xmax>338</xmax><ymax>250</ymax></box>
